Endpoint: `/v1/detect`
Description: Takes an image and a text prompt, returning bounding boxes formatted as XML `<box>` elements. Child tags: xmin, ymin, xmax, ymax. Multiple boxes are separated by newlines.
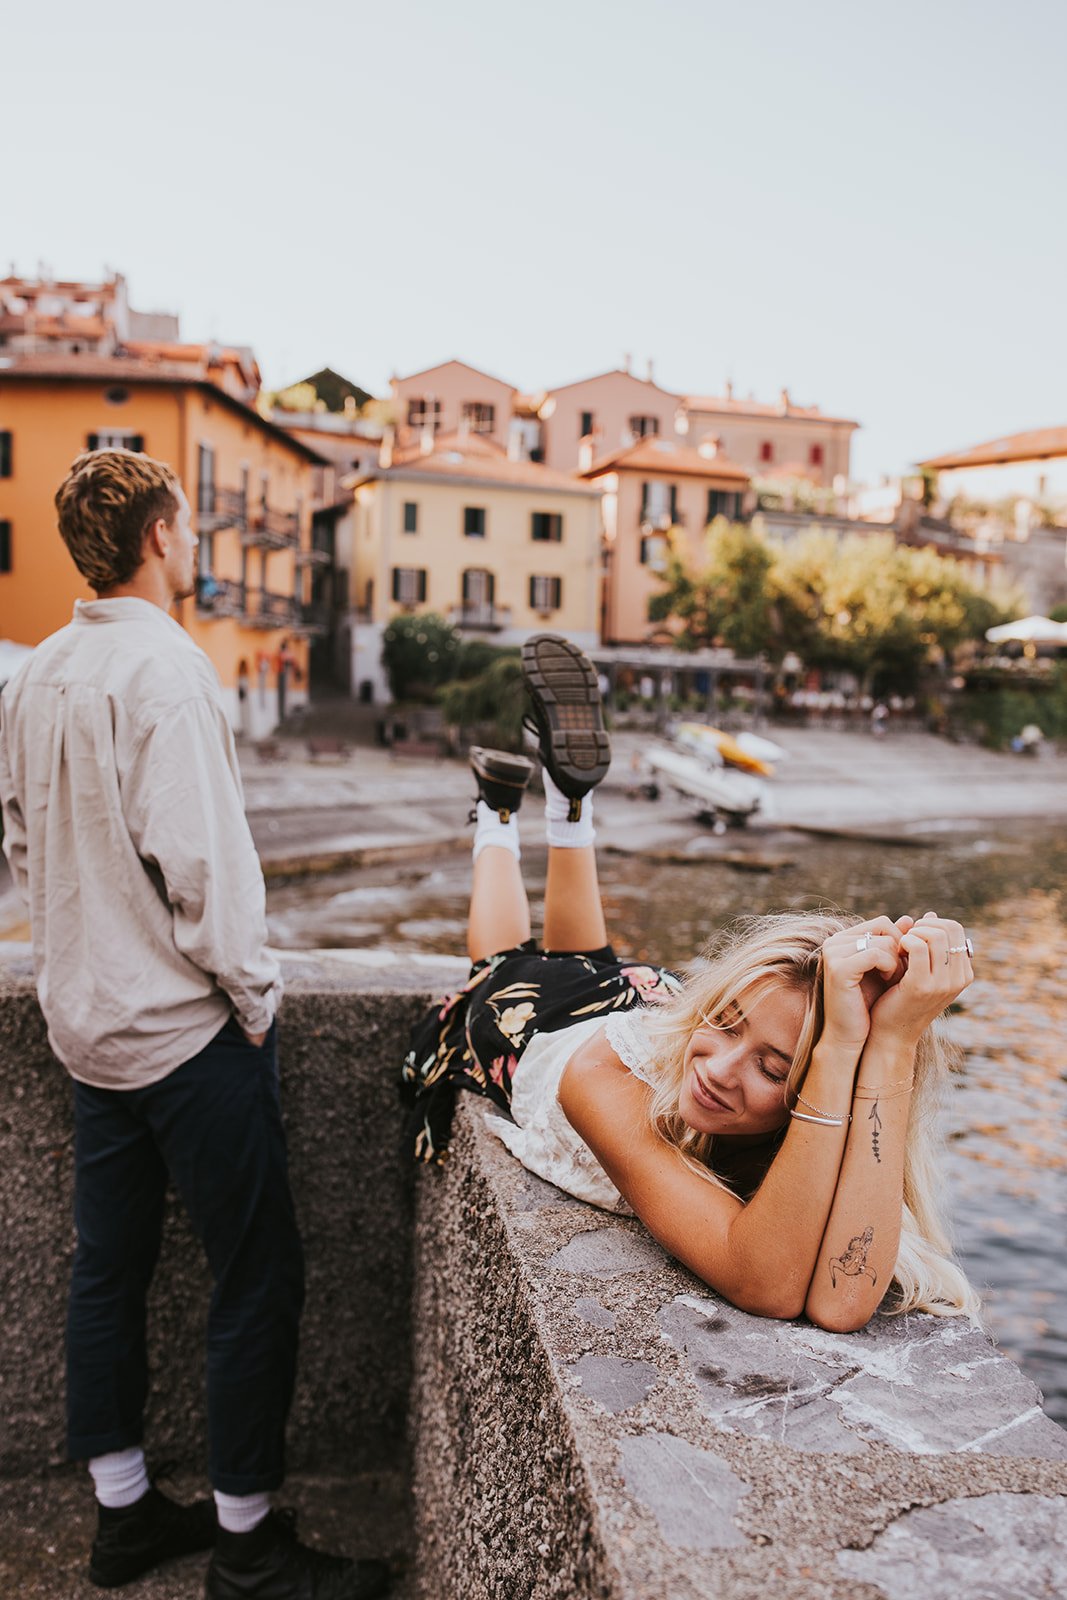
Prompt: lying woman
<box><xmin>403</xmin><ymin>634</ymin><xmax>979</xmax><ymax>1331</ymax></box>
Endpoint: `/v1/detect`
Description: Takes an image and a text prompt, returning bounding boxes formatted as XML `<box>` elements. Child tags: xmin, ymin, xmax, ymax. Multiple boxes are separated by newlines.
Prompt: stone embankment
<box><xmin>2</xmin><ymin>948</ymin><xmax>1065</xmax><ymax>1598</ymax></box>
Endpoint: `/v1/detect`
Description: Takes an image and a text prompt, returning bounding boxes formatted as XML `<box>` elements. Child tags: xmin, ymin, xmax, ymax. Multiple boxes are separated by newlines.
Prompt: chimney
<box><xmin>724</xmin><ymin>379</ymin><xmax>734</xmax><ymax>401</ymax></box>
<box><xmin>778</xmin><ymin>387</ymin><xmax>791</xmax><ymax>413</ymax></box>
<box><xmin>622</xmin><ymin>352</ymin><xmax>632</xmax><ymax>375</ymax></box>
<box><xmin>646</xmin><ymin>357</ymin><xmax>655</xmax><ymax>383</ymax></box>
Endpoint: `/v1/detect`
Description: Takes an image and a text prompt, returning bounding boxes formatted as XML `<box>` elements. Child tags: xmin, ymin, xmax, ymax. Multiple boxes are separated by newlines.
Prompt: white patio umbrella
<box><xmin>985</xmin><ymin>615</ymin><xmax>1067</xmax><ymax>645</ymax></box>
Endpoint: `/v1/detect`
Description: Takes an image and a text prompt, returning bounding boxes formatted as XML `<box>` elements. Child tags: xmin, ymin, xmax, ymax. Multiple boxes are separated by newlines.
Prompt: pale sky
<box><xmin>5</xmin><ymin>0</ymin><xmax>1065</xmax><ymax>480</ymax></box>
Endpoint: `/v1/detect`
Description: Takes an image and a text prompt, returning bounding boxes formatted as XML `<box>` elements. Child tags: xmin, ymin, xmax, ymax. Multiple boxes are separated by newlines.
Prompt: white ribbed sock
<box><xmin>543</xmin><ymin>769</ymin><xmax>595</xmax><ymax>848</ymax></box>
<box><xmin>472</xmin><ymin>799</ymin><xmax>521</xmax><ymax>862</ymax></box>
<box><xmin>214</xmin><ymin>1490</ymin><xmax>272</xmax><ymax>1534</ymax></box>
<box><xmin>89</xmin><ymin>1447</ymin><xmax>150</xmax><ymax>1509</ymax></box>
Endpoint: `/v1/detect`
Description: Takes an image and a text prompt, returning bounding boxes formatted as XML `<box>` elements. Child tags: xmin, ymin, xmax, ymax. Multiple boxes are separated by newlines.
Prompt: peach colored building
<box><xmin>582</xmin><ymin>436</ymin><xmax>752</xmax><ymax>646</ymax></box>
<box><xmin>0</xmin><ymin>352</ymin><xmax>325</xmax><ymax>735</ymax></box>
<box><xmin>532</xmin><ymin>367</ymin><xmax>686</xmax><ymax>474</ymax></box>
<box><xmin>390</xmin><ymin>360</ymin><xmax>516</xmax><ymax>452</ymax></box>
<box><xmin>341</xmin><ymin>432</ymin><xmax>602</xmax><ymax>700</ymax></box>
<box><xmin>680</xmin><ymin>385</ymin><xmax>857</xmax><ymax>488</ymax></box>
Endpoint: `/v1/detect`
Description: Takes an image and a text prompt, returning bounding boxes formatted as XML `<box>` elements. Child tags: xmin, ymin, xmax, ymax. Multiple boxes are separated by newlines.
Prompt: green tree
<box><xmin>648</xmin><ymin>518</ymin><xmax>777</xmax><ymax>656</ymax></box>
<box><xmin>381</xmin><ymin>613</ymin><xmax>460</xmax><ymax>701</ymax></box>
<box><xmin>437</xmin><ymin>655</ymin><xmax>527</xmax><ymax>749</ymax></box>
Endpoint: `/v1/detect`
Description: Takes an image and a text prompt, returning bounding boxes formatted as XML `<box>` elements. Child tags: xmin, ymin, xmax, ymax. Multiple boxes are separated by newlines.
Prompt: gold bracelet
<box><xmin>796</xmin><ymin>1091</ymin><xmax>852</xmax><ymax>1121</ymax></box>
<box><xmin>853</xmin><ymin>1078</ymin><xmax>914</xmax><ymax>1101</ymax></box>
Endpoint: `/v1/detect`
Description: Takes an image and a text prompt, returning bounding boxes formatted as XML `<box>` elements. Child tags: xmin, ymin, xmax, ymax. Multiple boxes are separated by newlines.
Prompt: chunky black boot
<box><xmin>204</xmin><ymin>1509</ymin><xmax>390</xmax><ymax>1599</ymax></box>
<box><xmin>470</xmin><ymin>745</ymin><xmax>535</xmax><ymax>822</ymax></box>
<box><xmin>88</xmin><ymin>1483</ymin><xmax>216</xmax><ymax>1588</ymax></box>
<box><xmin>520</xmin><ymin>632</ymin><xmax>611</xmax><ymax>819</ymax></box>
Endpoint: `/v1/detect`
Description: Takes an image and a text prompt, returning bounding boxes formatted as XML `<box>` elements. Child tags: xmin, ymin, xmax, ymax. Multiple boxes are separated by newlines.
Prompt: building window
<box><xmin>531</xmin><ymin>511</ymin><xmax>563</xmax><ymax>542</ymax></box>
<box><xmin>629</xmin><ymin>415</ymin><xmax>660</xmax><ymax>438</ymax></box>
<box><xmin>461</xmin><ymin>402</ymin><xmax>495</xmax><ymax>434</ymax></box>
<box><xmin>0</xmin><ymin>520</ymin><xmax>10</xmax><ymax>573</ymax></box>
<box><xmin>464</xmin><ymin>506</ymin><xmax>486</xmax><ymax>538</ymax></box>
<box><xmin>462</xmin><ymin>568</ymin><xmax>495</xmax><ymax>605</ymax></box>
<box><xmin>529</xmin><ymin>574</ymin><xmax>562</xmax><ymax>612</ymax></box>
<box><xmin>403</xmin><ymin>501</ymin><xmax>418</xmax><ymax>534</ymax></box>
<box><xmin>640</xmin><ymin>481</ymin><xmax>677</xmax><ymax>526</ymax></box>
<box><xmin>707</xmin><ymin>489</ymin><xmax>741</xmax><ymax>522</ymax></box>
<box><xmin>0</xmin><ymin>432</ymin><xmax>11</xmax><ymax>478</ymax></box>
<box><xmin>407</xmin><ymin>398</ymin><xmax>441</xmax><ymax>432</ymax></box>
<box><xmin>759</xmin><ymin>440</ymin><xmax>774</xmax><ymax>463</ymax></box>
<box><xmin>810</xmin><ymin>443</ymin><xmax>824</xmax><ymax>467</ymax></box>
<box><xmin>639</xmin><ymin>533</ymin><xmax>668</xmax><ymax>571</ymax></box>
<box><xmin>86</xmin><ymin>430</ymin><xmax>145</xmax><ymax>452</ymax></box>
<box><xmin>392</xmin><ymin>567</ymin><xmax>427</xmax><ymax>606</ymax></box>
<box><xmin>579</xmin><ymin>410</ymin><xmax>594</xmax><ymax>439</ymax></box>
<box><xmin>198</xmin><ymin>443</ymin><xmax>216</xmax><ymax>517</ymax></box>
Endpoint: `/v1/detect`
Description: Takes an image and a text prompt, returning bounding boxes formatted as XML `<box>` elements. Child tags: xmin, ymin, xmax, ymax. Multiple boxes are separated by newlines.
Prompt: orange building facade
<box><xmin>0</xmin><ymin>357</ymin><xmax>325</xmax><ymax>736</ymax></box>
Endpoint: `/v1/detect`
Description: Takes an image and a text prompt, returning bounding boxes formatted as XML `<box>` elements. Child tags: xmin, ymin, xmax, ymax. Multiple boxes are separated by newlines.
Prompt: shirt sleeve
<box><xmin>121</xmin><ymin>696</ymin><xmax>282</xmax><ymax>1034</ymax></box>
<box><xmin>0</xmin><ymin>703</ymin><xmax>29</xmax><ymax>903</ymax></box>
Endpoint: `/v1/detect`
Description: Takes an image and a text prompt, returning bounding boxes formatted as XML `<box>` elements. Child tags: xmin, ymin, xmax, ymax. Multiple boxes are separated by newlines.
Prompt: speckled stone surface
<box><xmin>0</xmin><ymin>951</ymin><xmax>457</xmax><ymax>1478</ymax></box>
<box><xmin>411</xmin><ymin>1101</ymin><xmax>1067</xmax><ymax>1600</ymax></box>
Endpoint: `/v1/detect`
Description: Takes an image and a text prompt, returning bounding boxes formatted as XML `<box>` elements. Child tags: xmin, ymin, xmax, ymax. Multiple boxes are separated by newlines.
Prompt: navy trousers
<box><xmin>66</xmin><ymin>1019</ymin><xmax>305</xmax><ymax>1494</ymax></box>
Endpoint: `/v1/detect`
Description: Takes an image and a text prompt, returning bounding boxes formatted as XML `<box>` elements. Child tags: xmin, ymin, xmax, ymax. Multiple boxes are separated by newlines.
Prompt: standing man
<box><xmin>0</xmin><ymin>450</ymin><xmax>388</xmax><ymax>1600</ymax></box>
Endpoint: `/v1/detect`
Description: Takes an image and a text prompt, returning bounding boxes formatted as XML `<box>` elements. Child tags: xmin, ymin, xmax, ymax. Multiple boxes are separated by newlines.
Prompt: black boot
<box><xmin>204</xmin><ymin>1509</ymin><xmax>390</xmax><ymax>1599</ymax></box>
<box><xmin>88</xmin><ymin>1483</ymin><xmax>216</xmax><ymax>1588</ymax></box>
<box><xmin>470</xmin><ymin>745</ymin><xmax>535</xmax><ymax>823</ymax></box>
<box><xmin>520</xmin><ymin>633</ymin><xmax>611</xmax><ymax>819</ymax></box>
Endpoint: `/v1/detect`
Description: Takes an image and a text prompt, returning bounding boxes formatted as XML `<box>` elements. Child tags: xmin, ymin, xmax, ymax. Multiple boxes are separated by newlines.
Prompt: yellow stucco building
<box><xmin>342</xmin><ymin>431</ymin><xmax>602</xmax><ymax>699</ymax></box>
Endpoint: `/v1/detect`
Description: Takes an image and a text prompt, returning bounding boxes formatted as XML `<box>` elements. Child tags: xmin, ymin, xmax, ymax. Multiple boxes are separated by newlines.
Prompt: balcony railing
<box><xmin>447</xmin><ymin>603</ymin><xmax>513</xmax><ymax>632</ymax></box>
<box><xmin>242</xmin><ymin>505</ymin><xmax>301</xmax><ymax>550</ymax></box>
<box><xmin>241</xmin><ymin>590</ymin><xmax>301</xmax><ymax>629</ymax></box>
<box><xmin>295</xmin><ymin>546</ymin><xmax>332</xmax><ymax>567</ymax></box>
<box><xmin>197</xmin><ymin>487</ymin><xmax>248</xmax><ymax>534</ymax></box>
<box><xmin>195</xmin><ymin>575</ymin><xmax>248</xmax><ymax>617</ymax></box>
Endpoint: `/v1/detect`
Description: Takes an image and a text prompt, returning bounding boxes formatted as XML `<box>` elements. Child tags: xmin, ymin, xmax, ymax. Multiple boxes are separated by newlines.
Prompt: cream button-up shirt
<box><xmin>0</xmin><ymin>598</ymin><xmax>282</xmax><ymax>1088</ymax></box>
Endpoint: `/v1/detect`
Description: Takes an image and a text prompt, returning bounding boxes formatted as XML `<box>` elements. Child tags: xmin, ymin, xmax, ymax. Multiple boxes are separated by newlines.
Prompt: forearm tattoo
<box><xmin>829</xmin><ymin>1225</ymin><xmax>877</xmax><ymax>1288</ymax></box>
<box><xmin>868</xmin><ymin>1100</ymin><xmax>882</xmax><ymax>1163</ymax></box>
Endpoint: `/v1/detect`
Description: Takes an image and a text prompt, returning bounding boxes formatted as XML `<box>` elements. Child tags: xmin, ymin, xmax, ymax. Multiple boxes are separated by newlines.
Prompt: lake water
<box><xmin>267</xmin><ymin>818</ymin><xmax>1067</xmax><ymax>1426</ymax></box>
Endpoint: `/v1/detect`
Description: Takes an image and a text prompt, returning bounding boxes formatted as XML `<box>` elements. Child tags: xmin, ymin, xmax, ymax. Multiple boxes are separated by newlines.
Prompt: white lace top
<box><xmin>484</xmin><ymin>1009</ymin><xmax>662</xmax><ymax>1213</ymax></box>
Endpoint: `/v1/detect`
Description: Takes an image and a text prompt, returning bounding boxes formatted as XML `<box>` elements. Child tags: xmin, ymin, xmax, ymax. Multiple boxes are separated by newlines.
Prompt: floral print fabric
<box><xmin>401</xmin><ymin>939</ymin><xmax>680</xmax><ymax>1164</ymax></box>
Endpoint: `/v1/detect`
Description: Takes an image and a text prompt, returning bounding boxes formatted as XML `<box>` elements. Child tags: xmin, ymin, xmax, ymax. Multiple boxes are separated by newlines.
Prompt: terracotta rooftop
<box><xmin>348</xmin><ymin>430</ymin><xmax>599</xmax><ymax>495</ymax></box>
<box><xmin>684</xmin><ymin>393</ymin><xmax>859</xmax><ymax>427</ymax></box>
<box><xmin>920</xmin><ymin>426</ymin><xmax>1067</xmax><ymax>472</ymax></box>
<box><xmin>582</xmin><ymin>436</ymin><xmax>751</xmax><ymax>484</ymax></box>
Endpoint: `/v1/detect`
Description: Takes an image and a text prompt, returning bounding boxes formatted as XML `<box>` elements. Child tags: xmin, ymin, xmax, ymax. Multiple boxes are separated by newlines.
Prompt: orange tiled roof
<box><xmin>684</xmin><ymin>393</ymin><xmax>859</xmax><ymax>427</ymax></box>
<box><xmin>350</xmin><ymin>430</ymin><xmax>599</xmax><ymax>495</ymax></box>
<box><xmin>919</xmin><ymin>426</ymin><xmax>1067</xmax><ymax>471</ymax></box>
<box><xmin>0</xmin><ymin>356</ymin><xmax>325</xmax><ymax>463</ymax></box>
<box><xmin>582</xmin><ymin>436</ymin><xmax>751</xmax><ymax>485</ymax></box>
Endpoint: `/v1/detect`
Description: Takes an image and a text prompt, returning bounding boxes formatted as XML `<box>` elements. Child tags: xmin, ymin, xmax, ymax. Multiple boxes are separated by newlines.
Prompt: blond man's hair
<box><xmin>55</xmin><ymin>449</ymin><xmax>181</xmax><ymax>591</ymax></box>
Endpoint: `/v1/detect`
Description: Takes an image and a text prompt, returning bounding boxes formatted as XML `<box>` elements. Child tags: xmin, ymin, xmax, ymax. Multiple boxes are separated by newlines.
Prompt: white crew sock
<box><xmin>89</xmin><ymin>1447</ymin><xmax>150</xmax><ymax>1509</ymax></box>
<box><xmin>472</xmin><ymin>798</ymin><xmax>521</xmax><ymax>862</ymax></box>
<box><xmin>543</xmin><ymin>768</ymin><xmax>595</xmax><ymax>848</ymax></box>
<box><xmin>214</xmin><ymin>1490</ymin><xmax>272</xmax><ymax>1535</ymax></box>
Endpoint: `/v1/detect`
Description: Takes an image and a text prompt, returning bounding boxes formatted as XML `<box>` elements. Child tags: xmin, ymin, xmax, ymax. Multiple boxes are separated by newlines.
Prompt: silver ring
<box><xmin>855</xmin><ymin>932</ymin><xmax>872</xmax><ymax>952</ymax></box>
<box><xmin>948</xmin><ymin>944</ymin><xmax>967</xmax><ymax>954</ymax></box>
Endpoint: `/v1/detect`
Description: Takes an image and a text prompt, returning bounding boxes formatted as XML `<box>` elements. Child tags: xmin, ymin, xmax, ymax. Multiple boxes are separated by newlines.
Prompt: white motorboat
<box><xmin>642</xmin><ymin>743</ymin><xmax>767</xmax><ymax>829</ymax></box>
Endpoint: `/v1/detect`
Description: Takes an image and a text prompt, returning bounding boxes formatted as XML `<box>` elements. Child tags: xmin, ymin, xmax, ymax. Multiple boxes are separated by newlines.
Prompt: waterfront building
<box><xmin>389</xmin><ymin>360</ymin><xmax>517</xmax><ymax>453</ymax></box>
<box><xmin>680</xmin><ymin>384</ymin><xmax>857</xmax><ymax>489</ymax></box>
<box><xmin>530</xmin><ymin>365</ymin><xmax>687</xmax><ymax>474</ymax></box>
<box><xmin>581</xmin><ymin>435</ymin><xmax>752</xmax><ymax>646</ymax></box>
<box><xmin>920</xmin><ymin>426</ymin><xmax>1067</xmax><ymax>539</ymax></box>
<box><xmin>0</xmin><ymin>348</ymin><xmax>326</xmax><ymax>736</ymax></box>
<box><xmin>341</xmin><ymin>430</ymin><xmax>602</xmax><ymax>700</ymax></box>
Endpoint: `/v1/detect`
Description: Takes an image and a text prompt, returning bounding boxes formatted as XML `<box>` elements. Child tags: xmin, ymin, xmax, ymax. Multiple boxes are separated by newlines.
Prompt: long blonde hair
<box><xmin>642</xmin><ymin>910</ymin><xmax>981</xmax><ymax>1321</ymax></box>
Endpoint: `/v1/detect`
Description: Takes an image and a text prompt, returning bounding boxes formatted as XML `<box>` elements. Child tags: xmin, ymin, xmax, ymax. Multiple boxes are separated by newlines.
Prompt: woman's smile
<box><xmin>679</xmin><ymin>986</ymin><xmax>807</xmax><ymax>1137</ymax></box>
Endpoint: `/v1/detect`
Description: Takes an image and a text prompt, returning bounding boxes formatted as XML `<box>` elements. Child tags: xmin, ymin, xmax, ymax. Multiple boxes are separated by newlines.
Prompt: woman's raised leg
<box><xmin>543</xmin><ymin>842</ymin><xmax>607</xmax><ymax>953</ymax></box>
<box><xmin>465</xmin><ymin>746</ymin><xmax>535</xmax><ymax>963</ymax></box>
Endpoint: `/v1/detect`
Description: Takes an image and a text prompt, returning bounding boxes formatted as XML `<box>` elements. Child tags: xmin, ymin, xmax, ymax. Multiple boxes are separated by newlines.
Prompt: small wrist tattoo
<box><xmin>869</xmin><ymin>1100</ymin><xmax>882</xmax><ymax>1163</ymax></box>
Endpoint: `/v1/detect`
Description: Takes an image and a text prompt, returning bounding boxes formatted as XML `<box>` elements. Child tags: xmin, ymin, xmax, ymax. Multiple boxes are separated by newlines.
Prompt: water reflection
<box><xmin>267</xmin><ymin>820</ymin><xmax>1067</xmax><ymax>1425</ymax></box>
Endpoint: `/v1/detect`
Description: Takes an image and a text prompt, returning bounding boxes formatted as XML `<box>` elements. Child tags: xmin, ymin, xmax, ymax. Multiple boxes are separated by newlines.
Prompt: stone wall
<box><xmin>2</xmin><ymin>953</ymin><xmax>1066</xmax><ymax>1599</ymax></box>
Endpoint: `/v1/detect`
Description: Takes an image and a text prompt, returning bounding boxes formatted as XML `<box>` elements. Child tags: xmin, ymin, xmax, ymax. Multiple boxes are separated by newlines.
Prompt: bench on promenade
<box><xmin>389</xmin><ymin>737</ymin><xmax>446</xmax><ymax>761</ymax></box>
<box><xmin>305</xmin><ymin>736</ymin><xmax>351</xmax><ymax>762</ymax></box>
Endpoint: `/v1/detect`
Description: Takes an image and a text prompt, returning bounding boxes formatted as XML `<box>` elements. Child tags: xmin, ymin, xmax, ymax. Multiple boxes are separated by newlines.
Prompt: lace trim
<box><xmin>604</xmin><ymin>1012</ymin><xmax>659</xmax><ymax>1088</ymax></box>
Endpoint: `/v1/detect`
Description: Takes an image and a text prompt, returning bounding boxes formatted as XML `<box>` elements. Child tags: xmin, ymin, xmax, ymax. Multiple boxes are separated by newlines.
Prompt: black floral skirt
<box><xmin>401</xmin><ymin>940</ymin><xmax>680</xmax><ymax>1164</ymax></box>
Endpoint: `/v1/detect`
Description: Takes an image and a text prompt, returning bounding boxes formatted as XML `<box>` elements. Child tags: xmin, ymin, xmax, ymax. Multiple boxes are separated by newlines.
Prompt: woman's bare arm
<box><xmin>803</xmin><ymin>916</ymin><xmax>973</xmax><ymax>1331</ymax></box>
